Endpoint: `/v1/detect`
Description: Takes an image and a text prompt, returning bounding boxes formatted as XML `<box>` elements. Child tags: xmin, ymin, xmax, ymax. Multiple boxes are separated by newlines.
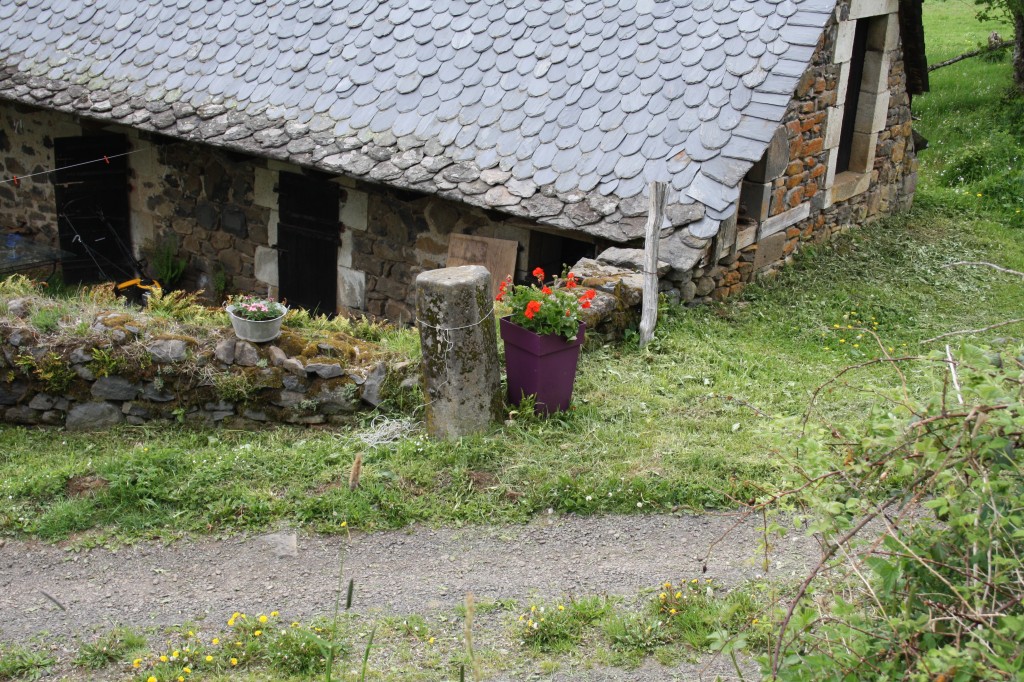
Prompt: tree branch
<box><xmin>928</xmin><ymin>41</ymin><xmax>1013</xmax><ymax>72</ymax></box>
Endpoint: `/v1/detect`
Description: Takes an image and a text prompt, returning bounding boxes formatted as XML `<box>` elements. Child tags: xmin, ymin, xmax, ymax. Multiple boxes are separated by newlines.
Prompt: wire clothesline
<box><xmin>0</xmin><ymin>147</ymin><xmax>150</xmax><ymax>186</ymax></box>
<box><xmin>414</xmin><ymin>306</ymin><xmax>496</xmax><ymax>333</ymax></box>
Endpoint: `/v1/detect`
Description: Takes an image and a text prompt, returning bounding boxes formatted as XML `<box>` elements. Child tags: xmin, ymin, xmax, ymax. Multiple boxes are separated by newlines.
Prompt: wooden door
<box><xmin>54</xmin><ymin>135</ymin><xmax>132</xmax><ymax>284</ymax></box>
<box><xmin>277</xmin><ymin>172</ymin><xmax>340</xmax><ymax>315</ymax></box>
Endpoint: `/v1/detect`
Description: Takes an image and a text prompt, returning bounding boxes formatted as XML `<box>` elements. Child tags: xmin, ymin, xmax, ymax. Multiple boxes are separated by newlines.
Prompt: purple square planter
<box><xmin>499</xmin><ymin>317</ymin><xmax>585</xmax><ymax>415</ymax></box>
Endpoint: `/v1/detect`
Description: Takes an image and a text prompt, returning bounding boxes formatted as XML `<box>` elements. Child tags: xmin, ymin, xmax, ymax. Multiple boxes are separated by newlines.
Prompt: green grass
<box><xmin>913</xmin><ymin>0</ymin><xmax>1024</xmax><ymax>224</ymax></box>
<box><xmin>74</xmin><ymin>626</ymin><xmax>149</xmax><ymax>670</ymax></box>
<box><xmin>2</xmin><ymin>1</ymin><xmax>1024</xmax><ymax>550</ymax></box>
<box><xmin>3</xmin><ymin>201</ymin><xmax>1024</xmax><ymax>542</ymax></box>
<box><xmin>0</xmin><ymin>642</ymin><xmax>53</xmax><ymax>680</ymax></box>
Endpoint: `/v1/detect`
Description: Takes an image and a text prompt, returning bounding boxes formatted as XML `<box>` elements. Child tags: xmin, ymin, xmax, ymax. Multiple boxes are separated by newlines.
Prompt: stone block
<box><xmin>824</xmin><ymin>106</ymin><xmax>844</xmax><ymax>150</ymax></box>
<box><xmin>834</xmin><ymin>20</ymin><xmax>857</xmax><ymax>63</ymax></box>
<box><xmin>147</xmin><ymin>339</ymin><xmax>189</xmax><ymax>363</ymax></box>
<box><xmin>849</xmin><ymin>0</ymin><xmax>898</xmax><ymax>20</ymax></box>
<box><xmin>415</xmin><ymin>266</ymin><xmax>502</xmax><ymax>439</ymax></box>
<box><xmin>739</xmin><ymin>180</ymin><xmax>772</xmax><ymax>222</ymax></box>
<box><xmin>0</xmin><ymin>380</ymin><xmax>29</xmax><ymax>406</ymax></box>
<box><xmin>67</xmin><ymin>402</ymin><xmax>124</xmax><ymax>431</ymax></box>
<box><xmin>596</xmin><ymin>247</ymin><xmax>671</xmax><ymax>276</ymax></box>
<box><xmin>854</xmin><ymin>90</ymin><xmax>889</xmax><ymax>134</ymax></box>
<box><xmin>861</xmin><ymin>50</ymin><xmax>891</xmax><ymax>95</ymax></box>
<box><xmin>254</xmin><ymin>246</ymin><xmax>279</xmax><ymax>286</ymax></box>
<box><xmin>850</xmin><ymin>132</ymin><xmax>878</xmax><ymax>172</ymax></box>
<box><xmin>753</xmin><ymin>232</ymin><xmax>787</xmax><ymax>271</ymax></box>
<box><xmin>306</xmin><ymin>362</ymin><xmax>344</xmax><ymax>378</ymax></box>
<box><xmin>221</xmin><ymin>206</ymin><xmax>248</xmax><ymax>238</ymax></box>
<box><xmin>234</xmin><ymin>341</ymin><xmax>259</xmax><ymax>366</ymax></box>
<box><xmin>215</xmin><ymin>338</ymin><xmax>236</xmax><ymax>364</ymax></box>
<box><xmin>92</xmin><ymin>376</ymin><xmax>141</xmax><ymax>401</ymax></box>
<box><xmin>337</xmin><ymin>266</ymin><xmax>366</xmax><ymax>310</ymax></box>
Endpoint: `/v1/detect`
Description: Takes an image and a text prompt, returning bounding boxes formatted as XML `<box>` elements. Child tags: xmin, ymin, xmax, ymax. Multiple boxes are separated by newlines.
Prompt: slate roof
<box><xmin>0</xmin><ymin>0</ymin><xmax>834</xmax><ymax>253</ymax></box>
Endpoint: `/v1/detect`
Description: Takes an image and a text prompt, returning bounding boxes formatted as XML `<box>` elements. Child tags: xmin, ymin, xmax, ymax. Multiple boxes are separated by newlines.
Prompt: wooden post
<box><xmin>639</xmin><ymin>181</ymin><xmax>666</xmax><ymax>347</ymax></box>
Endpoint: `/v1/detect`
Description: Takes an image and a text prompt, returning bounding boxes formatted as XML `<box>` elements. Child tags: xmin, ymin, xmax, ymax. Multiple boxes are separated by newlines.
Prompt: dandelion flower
<box><xmin>259</xmin><ymin>615</ymin><xmax>268</xmax><ymax>624</ymax></box>
<box><xmin>428</xmin><ymin>637</ymin><xmax>435</xmax><ymax>644</ymax></box>
<box><xmin>160</xmin><ymin>655</ymin><xmax>168</xmax><ymax>662</ymax></box>
<box><xmin>133</xmin><ymin>659</ymin><xmax>142</xmax><ymax>668</ymax></box>
<box><xmin>557</xmin><ymin>604</ymin><xmax>565</xmax><ymax>611</ymax></box>
<box><xmin>205</xmin><ymin>655</ymin><xmax>213</xmax><ymax>662</ymax></box>
<box><xmin>675</xmin><ymin>591</ymin><xmax>682</xmax><ymax>598</ymax></box>
<box><xmin>183</xmin><ymin>667</ymin><xmax>191</xmax><ymax>674</ymax></box>
<box><xmin>230</xmin><ymin>658</ymin><xmax>238</xmax><ymax>666</ymax></box>
<box><xmin>271</xmin><ymin>611</ymin><xmax>279</xmax><ymax>617</ymax></box>
<box><xmin>148</xmin><ymin>677</ymin><xmax>158</xmax><ymax>682</ymax></box>
<box><xmin>211</xmin><ymin>638</ymin><xmax>219</xmax><ymax>645</ymax></box>
<box><xmin>254</xmin><ymin>630</ymin><xmax>262</xmax><ymax>637</ymax></box>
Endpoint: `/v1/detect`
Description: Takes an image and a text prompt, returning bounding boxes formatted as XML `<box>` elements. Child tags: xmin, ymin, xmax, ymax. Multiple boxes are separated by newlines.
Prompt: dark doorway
<box><xmin>526</xmin><ymin>230</ymin><xmax>595</xmax><ymax>283</ymax></box>
<box><xmin>54</xmin><ymin>135</ymin><xmax>132</xmax><ymax>284</ymax></box>
<box><xmin>277</xmin><ymin>171</ymin><xmax>340</xmax><ymax>315</ymax></box>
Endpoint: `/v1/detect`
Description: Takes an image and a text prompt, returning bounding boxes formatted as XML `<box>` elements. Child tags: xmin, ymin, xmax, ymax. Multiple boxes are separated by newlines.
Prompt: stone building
<box><xmin>0</xmin><ymin>0</ymin><xmax>927</xmax><ymax>319</ymax></box>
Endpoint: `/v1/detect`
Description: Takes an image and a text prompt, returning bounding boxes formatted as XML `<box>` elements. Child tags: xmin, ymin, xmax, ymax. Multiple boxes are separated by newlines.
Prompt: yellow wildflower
<box><xmin>148</xmin><ymin>677</ymin><xmax>157</xmax><ymax>682</ymax></box>
<box><xmin>183</xmin><ymin>666</ymin><xmax>191</xmax><ymax>674</ymax></box>
<box><xmin>160</xmin><ymin>655</ymin><xmax>168</xmax><ymax>663</ymax></box>
<box><xmin>428</xmin><ymin>637</ymin><xmax>435</xmax><ymax>644</ymax></box>
<box><xmin>254</xmin><ymin>630</ymin><xmax>262</xmax><ymax>637</ymax></box>
<box><xmin>205</xmin><ymin>655</ymin><xmax>213</xmax><ymax>662</ymax></box>
<box><xmin>231</xmin><ymin>658</ymin><xmax>238</xmax><ymax>666</ymax></box>
<box><xmin>271</xmin><ymin>611</ymin><xmax>279</xmax><ymax>617</ymax></box>
<box><xmin>212</xmin><ymin>638</ymin><xmax>219</xmax><ymax>645</ymax></box>
<box><xmin>132</xmin><ymin>659</ymin><xmax>142</xmax><ymax>668</ymax></box>
<box><xmin>259</xmin><ymin>615</ymin><xmax>268</xmax><ymax>624</ymax></box>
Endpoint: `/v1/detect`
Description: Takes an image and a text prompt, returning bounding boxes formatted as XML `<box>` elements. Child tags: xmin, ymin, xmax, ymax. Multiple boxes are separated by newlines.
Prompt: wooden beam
<box><xmin>638</xmin><ymin>181</ymin><xmax>666</xmax><ymax>347</ymax></box>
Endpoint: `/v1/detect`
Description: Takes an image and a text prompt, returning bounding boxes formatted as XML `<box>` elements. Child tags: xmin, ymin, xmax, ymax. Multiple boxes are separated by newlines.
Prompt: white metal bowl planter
<box><xmin>225</xmin><ymin>304</ymin><xmax>287</xmax><ymax>343</ymax></box>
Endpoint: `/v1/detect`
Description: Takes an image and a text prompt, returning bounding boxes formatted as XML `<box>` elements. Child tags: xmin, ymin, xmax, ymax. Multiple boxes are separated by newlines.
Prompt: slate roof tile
<box><xmin>0</xmin><ymin>0</ymin><xmax>833</xmax><ymax>247</ymax></box>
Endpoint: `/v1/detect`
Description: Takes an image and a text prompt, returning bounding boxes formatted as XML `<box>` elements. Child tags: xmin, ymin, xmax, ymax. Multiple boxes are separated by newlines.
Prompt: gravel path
<box><xmin>1</xmin><ymin>512</ymin><xmax>819</xmax><ymax>680</ymax></box>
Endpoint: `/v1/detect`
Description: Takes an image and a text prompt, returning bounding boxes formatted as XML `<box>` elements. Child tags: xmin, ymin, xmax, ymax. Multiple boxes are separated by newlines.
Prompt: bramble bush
<box><xmin>761</xmin><ymin>343</ymin><xmax>1023</xmax><ymax>680</ymax></box>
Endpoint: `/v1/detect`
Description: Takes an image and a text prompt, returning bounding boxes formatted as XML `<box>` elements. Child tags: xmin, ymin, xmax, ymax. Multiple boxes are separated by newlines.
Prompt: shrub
<box><xmin>761</xmin><ymin>344</ymin><xmax>1024</xmax><ymax>680</ymax></box>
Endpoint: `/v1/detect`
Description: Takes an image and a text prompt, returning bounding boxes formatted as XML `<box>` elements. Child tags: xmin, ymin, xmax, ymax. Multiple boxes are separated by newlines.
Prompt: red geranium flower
<box><xmin>565</xmin><ymin>273</ymin><xmax>578</xmax><ymax>289</ymax></box>
<box><xmin>524</xmin><ymin>300</ymin><xmax>542</xmax><ymax>319</ymax></box>
<box><xmin>532</xmin><ymin>267</ymin><xmax>545</xmax><ymax>281</ymax></box>
<box><xmin>581</xmin><ymin>300</ymin><xmax>591</xmax><ymax>309</ymax></box>
<box><xmin>541</xmin><ymin>286</ymin><xmax>552</xmax><ymax>295</ymax></box>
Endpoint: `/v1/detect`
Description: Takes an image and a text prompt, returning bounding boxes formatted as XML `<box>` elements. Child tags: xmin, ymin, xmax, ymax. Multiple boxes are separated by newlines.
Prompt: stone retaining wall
<box><xmin>0</xmin><ymin>306</ymin><xmax>414</xmax><ymax>430</ymax></box>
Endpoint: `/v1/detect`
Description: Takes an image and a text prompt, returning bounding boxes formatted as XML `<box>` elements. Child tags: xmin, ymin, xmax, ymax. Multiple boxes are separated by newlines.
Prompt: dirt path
<box><xmin>1</xmin><ymin>512</ymin><xmax>819</xmax><ymax>680</ymax></box>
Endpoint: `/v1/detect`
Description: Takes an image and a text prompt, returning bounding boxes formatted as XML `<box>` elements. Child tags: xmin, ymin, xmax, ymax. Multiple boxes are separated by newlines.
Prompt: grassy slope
<box><xmin>1</xmin><ymin>2</ymin><xmax>1023</xmax><ymax>546</ymax></box>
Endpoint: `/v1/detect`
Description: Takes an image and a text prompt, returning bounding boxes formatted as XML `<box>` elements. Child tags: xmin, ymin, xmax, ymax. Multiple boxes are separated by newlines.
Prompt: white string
<box><xmin>0</xmin><ymin>148</ymin><xmax>150</xmax><ymax>185</ymax></box>
<box><xmin>414</xmin><ymin>306</ymin><xmax>495</xmax><ymax>332</ymax></box>
<box><xmin>414</xmin><ymin>306</ymin><xmax>497</xmax><ymax>409</ymax></box>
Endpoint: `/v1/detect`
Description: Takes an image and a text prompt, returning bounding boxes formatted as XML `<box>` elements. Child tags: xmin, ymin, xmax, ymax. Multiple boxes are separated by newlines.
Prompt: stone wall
<box><xmin>353</xmin><ymin>188</ymin><xmax>551</xmax><ymax>322</ymax></box>
<box><xmin>0</xmin><ymin>305</ymin><xmax>412</xmax><ymax>430</ymax></box>
<box><xmin>0</xmin><ymin>103</ymin><xmax>78</xmax><ymax>245</ymax></box>
<box><xmin>705</xmin><ymin>1</ymin><xmax>917</xmax><ymax>301</ymax></box>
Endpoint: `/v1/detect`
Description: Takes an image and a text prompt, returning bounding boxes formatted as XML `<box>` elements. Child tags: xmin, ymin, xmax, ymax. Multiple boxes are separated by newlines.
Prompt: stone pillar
<box><xmin>415</xmin><ymin>265</ymin><xmax>502</xmax><ymax>439</ymax></box>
